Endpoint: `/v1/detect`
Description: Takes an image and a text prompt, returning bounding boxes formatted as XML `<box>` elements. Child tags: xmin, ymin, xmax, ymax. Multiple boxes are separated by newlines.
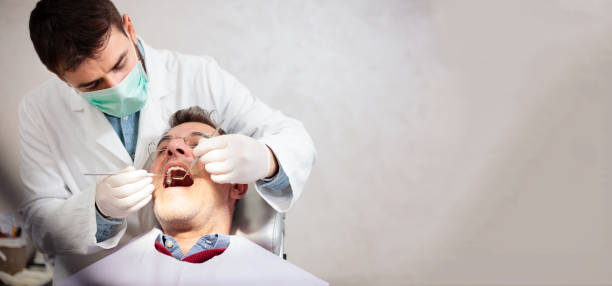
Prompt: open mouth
<box><xmin>163</xmin><ymin>165</ymin><xmax>194</xmax><ymax>188</ymax></box>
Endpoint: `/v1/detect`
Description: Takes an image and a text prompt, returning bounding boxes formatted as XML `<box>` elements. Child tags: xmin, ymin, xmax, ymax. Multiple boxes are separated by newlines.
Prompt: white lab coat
<box><xmin>17</xmin><ymin>39</ymin><xmax>315</xmax><ymax>281</ymax></box>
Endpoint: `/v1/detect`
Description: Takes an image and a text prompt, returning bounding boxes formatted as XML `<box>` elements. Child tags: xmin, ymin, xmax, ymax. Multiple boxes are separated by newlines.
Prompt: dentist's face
<box><xmin>150</xmin><ymin>122</ymin><xmax>232</xmax><ymax>229</ymax></box>
<box><xmin>61</xmin><ymin>16</ymin><xmax>140</xmax><ymax>92</ymax></box>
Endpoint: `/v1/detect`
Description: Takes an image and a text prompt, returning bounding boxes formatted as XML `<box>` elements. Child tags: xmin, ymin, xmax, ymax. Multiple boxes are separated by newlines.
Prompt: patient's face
<box><xmin>150</xmin><ymin>122</ymin><xmax>231</xmax><ymax>228</ymax></box>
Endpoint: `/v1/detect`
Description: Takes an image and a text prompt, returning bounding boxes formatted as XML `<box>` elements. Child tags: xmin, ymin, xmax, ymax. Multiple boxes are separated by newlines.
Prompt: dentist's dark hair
<box><xmin>29</xmin><ymin>0</ymin><xmax>126</xmax><ymax>75</ymax></box>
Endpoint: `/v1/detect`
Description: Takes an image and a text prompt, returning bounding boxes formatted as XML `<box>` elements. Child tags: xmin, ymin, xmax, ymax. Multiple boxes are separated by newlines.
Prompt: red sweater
<box><xmin>154</xmin><ymin>241</ymin><xmax>226</xmax><ymax>263</ymax></box>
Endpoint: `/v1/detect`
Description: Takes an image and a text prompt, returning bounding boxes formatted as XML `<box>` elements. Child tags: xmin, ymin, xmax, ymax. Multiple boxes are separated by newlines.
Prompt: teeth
<box><xmin>165</xmin><ymin>166</ymin><xmax>188</xmax><ymax>185</ymax></box>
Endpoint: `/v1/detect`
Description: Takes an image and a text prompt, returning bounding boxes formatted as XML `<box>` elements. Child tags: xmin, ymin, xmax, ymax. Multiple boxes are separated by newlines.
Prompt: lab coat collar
<box><xmin>68</xmin><ymin>88</ymin><xmax>87</xmax><ymax>112</ymax></box>
<box><xmin>139</xmin><ymin>37</ymin><xmax>176</xmax><ymax>100</ymax></box>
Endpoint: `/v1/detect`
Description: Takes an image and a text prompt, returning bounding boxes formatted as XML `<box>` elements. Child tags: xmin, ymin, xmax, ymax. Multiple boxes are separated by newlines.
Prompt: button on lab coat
<box><xmin>17</xmin><ymin>38</ymin><xmax>316</xmax><ymax>281</ymax></box>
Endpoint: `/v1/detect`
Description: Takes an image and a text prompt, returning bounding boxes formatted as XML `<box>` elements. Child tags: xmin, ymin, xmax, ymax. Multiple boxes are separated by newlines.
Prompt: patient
<box><xmin>58</xmin><ymin>106</ymin><xmax>327</xmax><ymax>285</ymax></box>
<box><xmin>149</xmin><ymin>106</ymin><xmax>247</xmax><ymax>262</ymax></box>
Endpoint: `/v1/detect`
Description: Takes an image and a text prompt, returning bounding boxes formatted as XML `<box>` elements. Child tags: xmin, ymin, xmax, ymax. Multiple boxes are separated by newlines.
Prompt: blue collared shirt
<box><xmin>104</xmin><ymin>111</ymin><xmax>139</xmax><ymax>160</ymax></box>
<box><xmin>156</xmin><ymin>233</ymin><xmax>230</xmax><ymax>260</ymax></box>
<box><xmin>95</xmin><ymin>210</ymin><xmax>123</xmax><ymax>242</ymax></box>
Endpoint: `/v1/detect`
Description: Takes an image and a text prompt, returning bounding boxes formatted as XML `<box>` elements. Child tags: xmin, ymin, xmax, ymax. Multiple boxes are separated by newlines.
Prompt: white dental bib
<box><xmin>58</xmin><ymin>228</ymin><xmax>327</xmax><ymax>286</ymax></box>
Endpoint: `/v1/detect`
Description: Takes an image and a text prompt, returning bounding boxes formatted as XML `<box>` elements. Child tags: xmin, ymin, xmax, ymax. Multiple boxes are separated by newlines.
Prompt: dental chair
<box><xmin>230</xmin><ymin>185</ymin><xmax>286</xmax><ymax>258</ymax></box>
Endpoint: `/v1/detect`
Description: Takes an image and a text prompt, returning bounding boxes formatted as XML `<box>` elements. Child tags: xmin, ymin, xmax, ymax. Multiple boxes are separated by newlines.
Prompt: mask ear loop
<box><xmin>124</xmin><ymin>28</ymin><xmax>148</xmax><ymax>78</ymax></box>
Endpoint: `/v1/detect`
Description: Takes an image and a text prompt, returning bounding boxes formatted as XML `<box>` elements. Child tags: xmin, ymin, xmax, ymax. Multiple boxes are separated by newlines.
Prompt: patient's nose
<box><xmin>166</xmin><ymin>139</ymin><xmax>189</xmax><ymax>158</ymax></box>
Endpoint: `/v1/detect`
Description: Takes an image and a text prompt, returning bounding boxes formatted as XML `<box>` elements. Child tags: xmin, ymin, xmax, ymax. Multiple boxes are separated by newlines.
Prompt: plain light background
<box><xmin>1</xmin><ymin>0</ymin><xmax>611</xmax><ymax>285</ymax></box>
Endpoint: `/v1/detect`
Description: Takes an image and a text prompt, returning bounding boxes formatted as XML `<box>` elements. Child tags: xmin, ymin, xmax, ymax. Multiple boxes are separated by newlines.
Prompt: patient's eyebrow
<box><xmin>157</xmin><ymin>134</ymin><xmax>172</xmax><ymax>147</ymax></box>
<box><xmin>191</xmin><ymin>131</ymin><xmax>208</xmax><ymax>138</ymax></box>
<box><xmin>156</xmin><ymin>130</ymin><xmax>215</xmax><ymax>148</ymax></box>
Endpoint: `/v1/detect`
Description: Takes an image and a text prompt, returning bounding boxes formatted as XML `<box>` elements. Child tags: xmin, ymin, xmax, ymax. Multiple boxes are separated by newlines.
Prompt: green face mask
<box><xmin>79</xmin><ymin>61</ymin><xmax>149</xmax><ymax>117</ymax></box>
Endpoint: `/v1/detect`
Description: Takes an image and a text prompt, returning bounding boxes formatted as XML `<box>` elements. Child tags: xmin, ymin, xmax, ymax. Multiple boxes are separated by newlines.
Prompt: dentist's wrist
<box><xmin>95</xmin><ymin>202</ymin><xmax>112</xmax><ymax>219</ymax></box>
<box><xmin>265</xmin><ymin>145</ymin><xmax>279</xmax><ymax>179</ymax></box>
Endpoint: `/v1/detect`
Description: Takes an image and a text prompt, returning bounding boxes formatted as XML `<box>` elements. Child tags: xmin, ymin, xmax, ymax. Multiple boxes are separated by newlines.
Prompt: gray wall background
<box><xmin>1</xmin><ymin>0</ymin><xmax>611</xmax><ymax>285</ymax></box>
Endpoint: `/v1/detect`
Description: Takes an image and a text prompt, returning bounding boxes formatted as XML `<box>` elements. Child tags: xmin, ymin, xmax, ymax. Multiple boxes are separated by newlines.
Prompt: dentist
<box><xmin>19</xmin><ymin>0</ymin><xmax>315</xmax><ymax>280</ymax></box>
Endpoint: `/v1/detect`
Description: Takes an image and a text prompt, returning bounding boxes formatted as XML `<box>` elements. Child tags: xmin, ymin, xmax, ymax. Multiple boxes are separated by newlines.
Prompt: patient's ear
<box><xmin>230</xmin><ymin>184</ymin><xmax>247</xmax><ymax>199</ymax></box>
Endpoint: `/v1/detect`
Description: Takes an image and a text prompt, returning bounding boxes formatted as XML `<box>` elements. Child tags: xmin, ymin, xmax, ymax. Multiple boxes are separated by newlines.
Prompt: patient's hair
<box><xmin>169</xmin><ymin>106</ymin><xmax>226</xmax><ymax>135</ymax></box>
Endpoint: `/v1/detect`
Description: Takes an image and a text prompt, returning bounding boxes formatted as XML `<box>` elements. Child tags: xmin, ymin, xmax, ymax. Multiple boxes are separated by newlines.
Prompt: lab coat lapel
<box><xmin>133</xmin><ymin>89</ymin><xmax>168</xmax><ymax>169</ymax></box>
<box><xmin>69</xmin><ymin>89</ymin><xmax>133</xmax><ymax>165</ymax></box>
<box><xmin>133</xmin><ymin>42</ymin><xmax>173</xmax><ymax>169</ymax></box>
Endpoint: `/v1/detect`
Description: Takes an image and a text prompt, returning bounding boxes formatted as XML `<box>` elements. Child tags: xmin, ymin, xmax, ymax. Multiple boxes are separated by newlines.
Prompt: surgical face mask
<box><xmin>78</xmin><ymin>61</ymin><xmax>149</xmax><ymax>117</ymax></box>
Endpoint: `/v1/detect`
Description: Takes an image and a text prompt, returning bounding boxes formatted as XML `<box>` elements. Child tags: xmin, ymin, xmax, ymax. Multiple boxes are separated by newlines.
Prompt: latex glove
<box><xmin>95</xmin><ymin>166</ymin><xmax>154</xmax><ymax>219</ymax></box>
<box><xmin>194</xmin><ymin>134</ymin><xmax>271</xmax><ymax>184</ymax></box>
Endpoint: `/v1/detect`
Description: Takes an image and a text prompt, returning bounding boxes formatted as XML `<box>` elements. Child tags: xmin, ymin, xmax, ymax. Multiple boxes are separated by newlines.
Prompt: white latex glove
<box><xmin>194</xmin><ymin>134</ymin><xmax>271</xmax><ymax>184</ymax></box>
<box><xmin>95</xmin><ymin>166</ymin><xmax>154</xmax><ymax>219</ymax></box>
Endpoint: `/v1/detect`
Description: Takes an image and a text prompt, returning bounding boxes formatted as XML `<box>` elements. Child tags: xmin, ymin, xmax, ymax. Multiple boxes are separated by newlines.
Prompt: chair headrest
<box><xmin>230</xmin><ymin>185</ymin><xmax>284</xmax><ymax>255</ymax></box>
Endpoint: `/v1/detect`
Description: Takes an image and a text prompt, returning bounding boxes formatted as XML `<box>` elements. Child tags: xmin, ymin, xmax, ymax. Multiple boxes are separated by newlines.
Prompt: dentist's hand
<box><xmin>95</xmin><ymin>166</ymin><xmax>154</xmax><ymax>219</ymax></box>
<box><xmin>194</xmin><ymin>134</ymin><xmax>277</xmax><ymax>184</ymax></box>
